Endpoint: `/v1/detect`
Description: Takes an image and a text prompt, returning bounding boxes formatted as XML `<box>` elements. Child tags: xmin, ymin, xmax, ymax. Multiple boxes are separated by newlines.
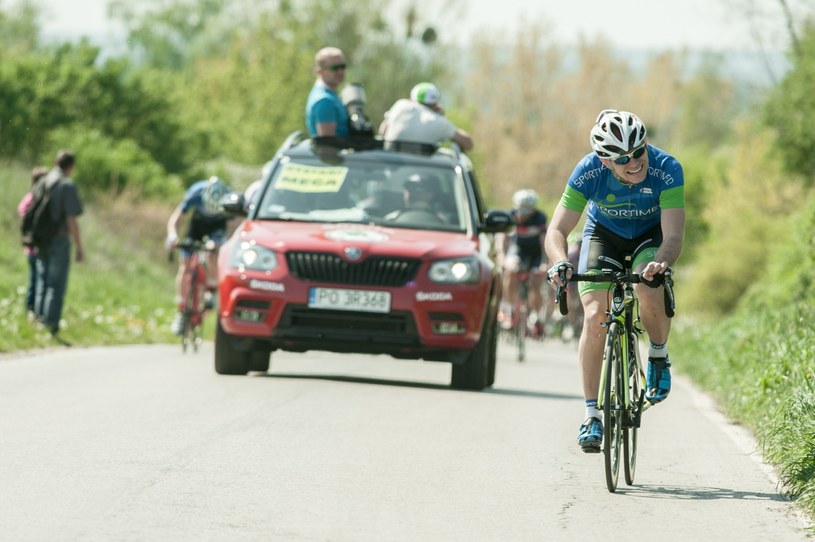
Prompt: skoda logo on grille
<box><xmin>344</xmin><ymin>247</ymin><xmax>363</xmax><ymax>261</ymax></box>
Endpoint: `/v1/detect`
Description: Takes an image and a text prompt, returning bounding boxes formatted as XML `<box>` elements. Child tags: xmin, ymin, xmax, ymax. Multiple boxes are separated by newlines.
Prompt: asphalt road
<box><xmin>0</xmin><ymin>339</ymin><xmax>811</xmax><ymax>541</ymax></box>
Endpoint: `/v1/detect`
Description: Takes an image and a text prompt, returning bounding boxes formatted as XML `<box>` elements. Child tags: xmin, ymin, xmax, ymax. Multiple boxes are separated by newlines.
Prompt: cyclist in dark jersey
<box><xmin>166</xmin><ymin>176</ymin><xmax>233</xmax><ymax>335</ymax></box>
<box><xmin>497</xmin><ymin>189</ymin><xmax>548</xmax><ymax>335</ymax></box>
<box><xmin>545</xmin><ymin>110</ymin><xmax>685</xmax><ymax>453</ymax></box>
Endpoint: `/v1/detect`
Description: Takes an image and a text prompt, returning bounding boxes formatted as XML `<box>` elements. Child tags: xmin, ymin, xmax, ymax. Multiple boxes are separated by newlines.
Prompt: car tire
<box><xmin>214</xmin><ymin>316</ymin><xmax>250</xmax><ymax>375</ymax></box>
<box><xmin>451</xmin><ymin>313</ymin><xmax>494</xmax><ymax>391</ymax></box>
<box><xmin>250</xmin><ymin>350</ymin><xmax>271</xmax><ymax>373</ymax></box>
<box><xmin>485</xmin><ymin>317</ymin><xmax>498</xmax><ymax>387</ymax></box>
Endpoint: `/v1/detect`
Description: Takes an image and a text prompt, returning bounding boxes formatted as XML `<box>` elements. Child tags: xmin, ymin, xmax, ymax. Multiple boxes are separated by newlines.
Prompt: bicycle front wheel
<box><xmin>624</xmin><ymin>332</ymin><xmax>642</xmax><ymax>486</ymax></box>
<box><xmin>603</xmin><ymin>321</ymin><xmax>624</xmax><ymax>493</ymax></box>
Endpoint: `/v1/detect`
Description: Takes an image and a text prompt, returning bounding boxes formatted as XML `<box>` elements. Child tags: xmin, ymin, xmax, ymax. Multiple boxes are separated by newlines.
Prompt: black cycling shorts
<box><xmin>577</xmin><ymin>223</ymin><xmax>662</xmax><ymax>295</ymax></box>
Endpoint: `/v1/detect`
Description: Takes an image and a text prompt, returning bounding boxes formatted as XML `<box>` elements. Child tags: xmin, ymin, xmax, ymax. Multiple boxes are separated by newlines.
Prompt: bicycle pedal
<box><xmin>580</xmin><ymin>442</ymin><xmax>601</xmax><ymax>454</ymax></box>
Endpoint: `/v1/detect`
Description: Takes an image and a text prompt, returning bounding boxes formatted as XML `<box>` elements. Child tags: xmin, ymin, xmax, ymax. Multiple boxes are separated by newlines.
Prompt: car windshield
<box><xmin>255</xmin><ymin>155</ymin><xmax>469</xmax><ymax>232</ymax></box>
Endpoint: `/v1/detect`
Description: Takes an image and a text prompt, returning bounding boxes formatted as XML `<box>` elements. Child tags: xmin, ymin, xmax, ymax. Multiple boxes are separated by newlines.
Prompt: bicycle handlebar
<box><xmin>555</xmin><ymin>269</ymin><xmax>675</xmax><ymax>319</ymax></box>
<box><xmin>176</xmin><ymin>239</ymin><xmax>218</xmax><ymax>252</ymax></box>
<box><xmin>168</xmin><ymin>238</ymin><xmax>218</xmax><ymax>264</ymax></box>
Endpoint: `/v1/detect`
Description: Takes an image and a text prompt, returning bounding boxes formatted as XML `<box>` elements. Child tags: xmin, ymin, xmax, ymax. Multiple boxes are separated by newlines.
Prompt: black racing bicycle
<box><xmin>554</xmin><ymin>259</ymin><xmax>675</xmax><ymax>492</ymax></box>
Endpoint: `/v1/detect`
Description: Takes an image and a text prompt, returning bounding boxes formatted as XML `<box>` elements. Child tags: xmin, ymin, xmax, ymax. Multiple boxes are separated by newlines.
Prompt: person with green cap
<box><xmin>379</xmin><ymin>82</ymin><xmax>474</xmax><ymax>151</ymax></box>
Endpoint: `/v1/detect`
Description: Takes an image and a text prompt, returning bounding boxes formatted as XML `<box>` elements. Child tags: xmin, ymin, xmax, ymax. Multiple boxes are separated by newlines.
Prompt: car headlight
<box><xmin>428</xmin><ymin>257</ymin><xmax>480</xmax><ymax>284</ymax></box>
<box><xmin>229</xmin><ymin>240</ymin><xmax>278</xmax><ymax>272</ymax></box>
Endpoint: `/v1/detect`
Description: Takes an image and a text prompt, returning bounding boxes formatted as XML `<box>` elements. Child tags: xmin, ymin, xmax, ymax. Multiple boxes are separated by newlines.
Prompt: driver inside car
<box><xmin>385</xmin><ymin>174</ymin><xmax>450</xmax><ymax>224</ymax></box>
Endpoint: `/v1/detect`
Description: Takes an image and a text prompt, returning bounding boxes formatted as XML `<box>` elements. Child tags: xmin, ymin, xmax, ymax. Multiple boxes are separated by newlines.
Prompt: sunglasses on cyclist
<box><xmin>325</xmin><ymin>63</ymin><xmax>347</xmax><ymax>72</ymax></box>
<box><xmin>613</xmin><ymin>145</ymin><xmax>646</xmax><ymax>165</ymax></box>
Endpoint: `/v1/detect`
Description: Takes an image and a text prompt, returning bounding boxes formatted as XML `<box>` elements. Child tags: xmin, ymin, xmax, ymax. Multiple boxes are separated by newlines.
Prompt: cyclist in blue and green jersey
<box><xmin>545</xmin><ymin>109</ymin><xmax>685</xmax><ymax>453</ymax></box>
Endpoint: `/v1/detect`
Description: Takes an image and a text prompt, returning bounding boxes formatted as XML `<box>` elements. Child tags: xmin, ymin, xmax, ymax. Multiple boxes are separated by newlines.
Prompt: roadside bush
<box><xmin>45</xmin><ymin>126</ymin><xmax>185</xmax><ymax>200</ymax></box>
<box><xmin>680</xmin><ymin>123</ymin><xmax>805</xmax><ymax>315</ymax></box>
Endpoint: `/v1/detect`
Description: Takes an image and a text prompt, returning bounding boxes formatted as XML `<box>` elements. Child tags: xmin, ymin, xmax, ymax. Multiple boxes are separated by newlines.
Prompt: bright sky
<box><xmin>30</xmin><ymin>0</ymin><xmax>794</xmax><ymax>53</ymax></box>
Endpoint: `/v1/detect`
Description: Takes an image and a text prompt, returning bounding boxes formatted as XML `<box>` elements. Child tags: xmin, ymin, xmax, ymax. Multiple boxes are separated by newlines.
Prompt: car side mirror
<box><xmin>221</xmin><ymin>193</ymin><xmax>247</xmax><ymax>216</ymax></box>
<box><xmin>481</xmin><ymin>209</ymin><xmax>514</xmax><ymax>233</ymax></box>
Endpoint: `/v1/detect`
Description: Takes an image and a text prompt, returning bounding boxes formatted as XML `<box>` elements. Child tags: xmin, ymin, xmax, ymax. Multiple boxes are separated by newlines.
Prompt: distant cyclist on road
<box><xmin>166</xmin><ymin>176</ymin><xmax>234</xmax><ymax>335</ymax></box>
<box><xmin>545</xmin><ymin>109</ymin><xmax>685</xmax><ymax>453</ymax></box>
<box><xmin>496</xmin><ymin>189</ymin><xmax>548</xmax><ymax>335</ymax></box>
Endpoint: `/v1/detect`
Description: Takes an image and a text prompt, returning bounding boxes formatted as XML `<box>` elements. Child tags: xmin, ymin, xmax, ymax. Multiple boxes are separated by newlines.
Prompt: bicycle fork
<box><xmin>597</xmin><ymin>320</ymin><xmax>623</xmax><ymax>415</ymax></box>
<box><xmin>597</xmin><ymin>320</ymin><xmax>648</xmax><ymax>429</ymax></box>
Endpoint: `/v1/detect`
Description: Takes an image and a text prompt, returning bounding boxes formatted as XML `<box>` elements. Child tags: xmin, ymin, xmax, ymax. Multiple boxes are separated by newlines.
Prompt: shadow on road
<box><xmin>263</xmin><ymin>372</ymin><xmax>449</xmax><ymax>391</ymax></box>
<box><xmin>263</xmin><ymin>372</ymin><xmax>581</xmax><ymax>400</ymax></box>
<box><xmin>617</xmin><ymin>484</ymin><xmax>791</xmax><ymax>502</ymax></box>
<box><xmin>484</xmin><ymin>387</ymin><xmax>582</xmax><ymax>401</ymax></box>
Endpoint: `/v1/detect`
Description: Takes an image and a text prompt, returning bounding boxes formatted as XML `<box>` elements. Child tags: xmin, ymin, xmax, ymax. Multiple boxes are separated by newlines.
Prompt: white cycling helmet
<box><xmin>202</xmin><ymin>176</ymin><xmax>230</xmax><ymax>215</ymax></box>
<box><xmin>590</xmin><ymin>109</ymin><xmax>647</xmax><ymax>160</ymax></box>
<box><xmin>512</xmin><ymin>188</ymin><xmax>538</xmax><ymax>210</ymax></box>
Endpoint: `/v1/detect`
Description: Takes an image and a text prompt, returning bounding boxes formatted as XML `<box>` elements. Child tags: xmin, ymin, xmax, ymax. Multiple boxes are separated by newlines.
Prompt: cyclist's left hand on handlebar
<box><xmin>547</xmin><ymin>260</ymin><xmax>573</xmax><ymax>287</ymax></box>
<box><xmin>641</xmin><ymin>262</ymin><xmax>672</xmax><ymax>287</ymax></box>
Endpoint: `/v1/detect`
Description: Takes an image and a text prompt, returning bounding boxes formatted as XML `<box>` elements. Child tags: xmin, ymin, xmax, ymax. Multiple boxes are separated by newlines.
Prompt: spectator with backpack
<box><xmin>17</xmin><ymin>166</ymin><xmax>50</xmax><ymax>320</ymax></box>
<box><xmin>32</xmin><ymin>149</ymin><xmax>84</xmax><ymax>342</ymax></box>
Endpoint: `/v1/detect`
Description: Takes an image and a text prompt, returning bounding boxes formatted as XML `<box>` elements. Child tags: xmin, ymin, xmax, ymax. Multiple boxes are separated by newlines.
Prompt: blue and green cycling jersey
<box><xmin>559</xmin><ymin>144</ymin><xmax>685</xmax><ymax>239</ymax></box>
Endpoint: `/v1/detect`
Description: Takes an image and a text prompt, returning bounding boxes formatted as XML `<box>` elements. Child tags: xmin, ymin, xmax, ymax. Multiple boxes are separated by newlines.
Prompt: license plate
<box><xmin>308</xmin><ymin>287</ymin><xmax>391</xmax><ymax>313</ymax></box>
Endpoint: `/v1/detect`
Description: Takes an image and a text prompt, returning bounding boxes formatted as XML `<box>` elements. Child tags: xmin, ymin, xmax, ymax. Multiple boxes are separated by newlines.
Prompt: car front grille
<box><xmin>272</xmin><ymin>306</ymin><xmax>421</xmax><ymax>350</ymax></box>
<box><xmin>286</xmin><ymin>252</ymin><xmax>421</xmax><ymax>286</ymax></box>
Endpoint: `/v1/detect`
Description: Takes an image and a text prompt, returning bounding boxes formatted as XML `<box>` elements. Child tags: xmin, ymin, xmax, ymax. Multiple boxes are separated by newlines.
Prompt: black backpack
<box><xmin>21</xmin><ymin>175</ymin><xmax>61</xmax><ymax>249</ymax></box>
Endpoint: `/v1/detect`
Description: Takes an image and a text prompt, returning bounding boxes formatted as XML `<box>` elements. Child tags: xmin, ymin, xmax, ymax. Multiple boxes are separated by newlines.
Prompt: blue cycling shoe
<box><xmin>577</xmin><ymin>417</ymin><xmax>602</xmax><ymax>453</ymax></box>
<box><xmin>646</xmin><ymin>356</ymin><xmax>672</xmax><ymax>404</ymax></box>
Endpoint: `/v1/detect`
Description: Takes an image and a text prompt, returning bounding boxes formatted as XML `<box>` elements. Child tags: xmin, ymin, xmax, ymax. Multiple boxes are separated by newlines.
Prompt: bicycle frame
<box><xmin>177</xmin><ymin>239</ymin><xmax>215</xmax><ymax>352</ymax></box>
<box><xmin>596</xmin><ymin>272</ymin><xmax>646</xmax><ymax>423</ymax></box>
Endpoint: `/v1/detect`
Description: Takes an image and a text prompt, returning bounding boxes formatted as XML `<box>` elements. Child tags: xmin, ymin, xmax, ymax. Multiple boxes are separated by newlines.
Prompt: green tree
<box><xmin>0</xmin><ymin>41</ymin><xmax>199</xmax><ymax>174</ymax></box>
<box><xmin>765</xmin><ymin>21</ymin><xmax>815</xmax><ymax>183</ymax></box>
<box><xmin>119</xmin><ymin>0</ymin><xmax>454</xmax><ymax>165</ymax></box>
<box><xmin>681</xmin><ymin>121</ymin><xmax>806</xmax><ymax>315</ymax></box>
<box><xmin>0</xmin><ymin>0</ymin><xmax>40</xmax><ymax>53</ymax></box>
<box><xmin>109</xmin><ymin>0</ymin><xmax>232</xmax><ymax>70</ymax></box>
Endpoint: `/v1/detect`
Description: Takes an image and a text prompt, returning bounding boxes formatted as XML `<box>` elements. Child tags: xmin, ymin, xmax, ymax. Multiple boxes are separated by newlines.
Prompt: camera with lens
<box><xmin>341</xmin><ymin>83</ymin><xmax>374</xmax><ymax>137</ymax></box>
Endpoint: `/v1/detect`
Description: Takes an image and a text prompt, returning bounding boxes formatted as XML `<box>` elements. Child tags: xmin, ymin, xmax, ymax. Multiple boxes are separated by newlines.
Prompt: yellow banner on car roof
<box><xmin>275</xmin><ymin>163</ymin><xmax>348</xmax><ymax>193</ymax></box>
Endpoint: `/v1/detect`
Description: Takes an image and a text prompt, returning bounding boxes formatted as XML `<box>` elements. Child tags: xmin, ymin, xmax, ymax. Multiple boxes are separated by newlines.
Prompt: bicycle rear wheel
<box><xmin>181</xmin><ymin>309</ymin><xmax>194</xmax><ymax>353</ymax></box>
<box><xmin>516</xmin><ymin>300</ymin><xmax>528</xmax><ymax>362</ymax></box>
<box><xmin>181</xmin><ymin>267</ymin><xmax>200</xmax><ymax>353</ymax></box>
<box><xmin>192</xmin><ymin>323</ymin><xmax>202</xmax><ymax>352</ymax></box>
<box><xmin>603</xmin><ymin>321</ymin><xmax>624</xmax><ymax>492</ymax></box>
<box><xmin>624</xmin><ymin>332</ymin><xmax>642</xmax><ymax>486</ymax></box>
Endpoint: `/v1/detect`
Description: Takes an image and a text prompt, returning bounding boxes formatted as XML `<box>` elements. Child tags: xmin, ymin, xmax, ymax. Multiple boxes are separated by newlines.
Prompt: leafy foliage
<box><xmin>45</xmin><ymin>126</ymin><xmax>185</xmax><ymax>200</ymax></box>
<box><xmin>679</xmin><ymin>121</ymin><xmax>805</xmax><ymax>315</ymax></box>
<box><xmin>0</xmin><ymin>42</ymin><xmax>199</xmax><ymax>185</ymax></box>
<box><xmin>765</xmin><ymin>22</ymin><xmax>815</xmax><ymax>184</ymax></box>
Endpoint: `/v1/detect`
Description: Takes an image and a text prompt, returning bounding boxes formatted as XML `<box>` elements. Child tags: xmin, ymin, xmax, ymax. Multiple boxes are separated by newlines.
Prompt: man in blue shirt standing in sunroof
<box><xmin>305</xmin><ymin>47</ymin><xmax>349</xmax><ymax>137</ymax></box>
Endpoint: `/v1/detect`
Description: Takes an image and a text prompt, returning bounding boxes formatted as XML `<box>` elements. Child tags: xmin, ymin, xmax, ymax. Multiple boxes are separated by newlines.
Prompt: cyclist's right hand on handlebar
<box><xmin>547</xmin><ymin>260</ymin><xmax>574</xmax><ymax>287</ymax></box>
<box><xmin>165</xmin><ymin>233</ymin><xmax>178</xmax><ymax>251</ymax></box>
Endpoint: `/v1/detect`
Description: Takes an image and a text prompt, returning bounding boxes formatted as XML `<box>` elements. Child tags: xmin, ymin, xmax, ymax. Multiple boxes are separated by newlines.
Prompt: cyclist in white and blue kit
<box><xmin>545</xmin><ymin>110</ymin><xmax>685</xmax><ymax>453</ymax></box>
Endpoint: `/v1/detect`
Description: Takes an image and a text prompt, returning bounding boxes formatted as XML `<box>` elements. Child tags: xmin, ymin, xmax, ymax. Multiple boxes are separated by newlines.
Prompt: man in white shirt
<box><xmin>379</xmin><ymin>82</ymin><xmax>474</xmax><ymax>151</ymax></box>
